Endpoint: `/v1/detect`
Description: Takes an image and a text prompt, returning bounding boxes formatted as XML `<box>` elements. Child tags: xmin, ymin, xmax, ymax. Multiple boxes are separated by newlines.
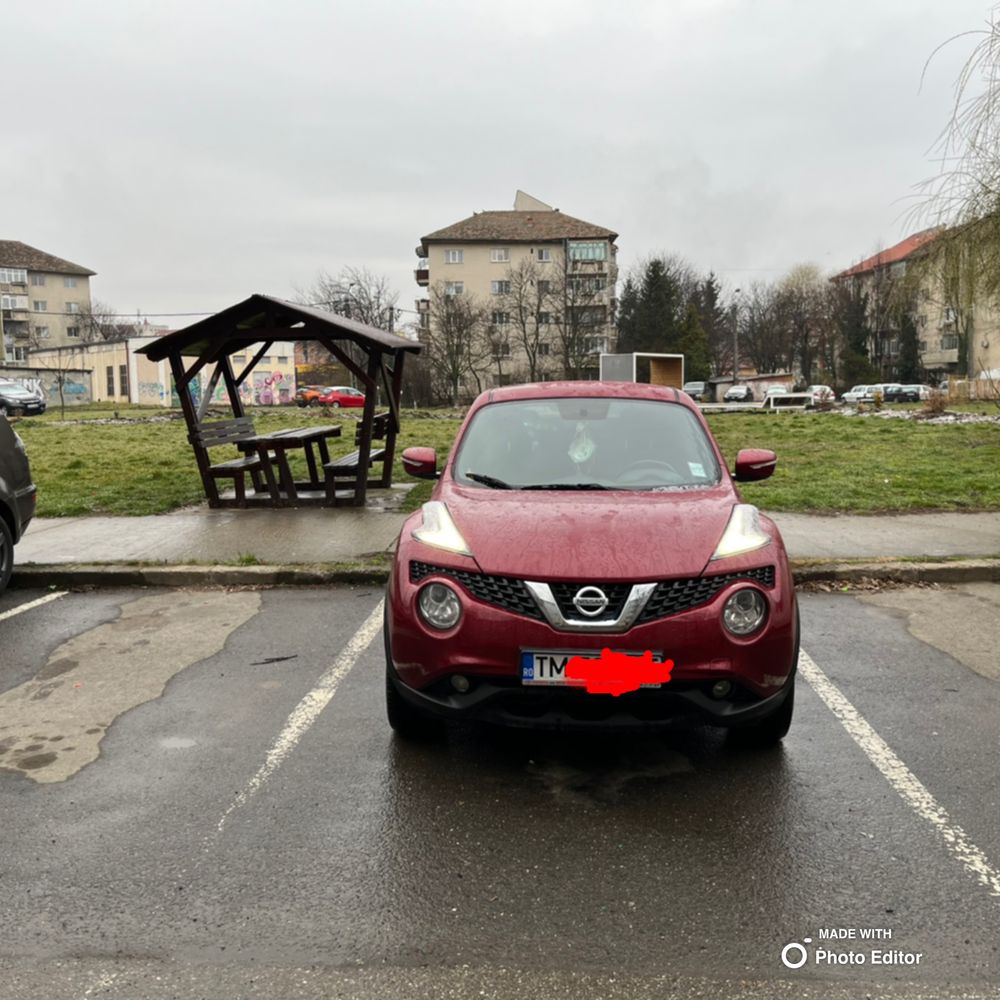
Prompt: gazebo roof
<box><xmin>137</xmin><ymin>293</ymin><xmax>420</xmax><ymax>361</ymax></box>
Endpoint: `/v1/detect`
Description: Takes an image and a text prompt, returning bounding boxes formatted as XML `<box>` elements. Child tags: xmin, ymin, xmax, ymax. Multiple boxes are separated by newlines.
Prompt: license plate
<box><xmin>521</xmin><ymin>649</ymin><xmax>665</xmax><ymax>687</ymax></box>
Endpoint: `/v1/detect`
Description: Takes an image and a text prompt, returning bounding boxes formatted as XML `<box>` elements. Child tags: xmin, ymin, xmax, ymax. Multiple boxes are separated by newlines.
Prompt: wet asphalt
<box><xmin>1</xmin><ymin>584</ymin><xmax>999</xmax><ymax>999</ymax></box>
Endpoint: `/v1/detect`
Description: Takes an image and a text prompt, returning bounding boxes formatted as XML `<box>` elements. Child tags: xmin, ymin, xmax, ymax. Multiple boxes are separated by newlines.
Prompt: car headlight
<box><xmin>711</xmin><ymin>504</ymin><xmax>771</xmax><ymax>560</ymax></box>
<box><xmin>722</xmin><ymin>587</ymin><xmax>768</xmax><ymax>636</ymax></box>
<box><xmin>418</xmin><ymin>582</ymin><xmax>462</xmax><ymax>630</ymax></box>
<box><xmin>411</xmin><ymin>501</ymin><xmax>472</xmax><ymax>556</ymax></box>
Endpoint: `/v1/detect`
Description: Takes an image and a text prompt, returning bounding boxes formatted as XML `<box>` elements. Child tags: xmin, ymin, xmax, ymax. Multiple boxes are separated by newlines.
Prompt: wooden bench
<box><xmin>190</xmin><ymin>417</ymin><xmax>264</xmax><ymax>506</ymax></box>
<box><xmin>322</xmin><ymin>411</ymin><xmax>391</xmax><ymax>502</ymax></box>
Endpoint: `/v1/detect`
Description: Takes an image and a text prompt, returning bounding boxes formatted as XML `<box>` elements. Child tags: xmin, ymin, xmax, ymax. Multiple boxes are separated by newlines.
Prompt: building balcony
<box><xmin>922</xmin><ymin>348</ymin><xmax>960</xmax><ymax>367</ymax></box>
<box><xmin>415</xmin><ymin>299</ymin><xmax>430</xmax><ymax>313</ymax></box>
<box><xmin>414</xmin><ymin>267</ymin><xmax>429</xmax><ymax>287</ymax></box>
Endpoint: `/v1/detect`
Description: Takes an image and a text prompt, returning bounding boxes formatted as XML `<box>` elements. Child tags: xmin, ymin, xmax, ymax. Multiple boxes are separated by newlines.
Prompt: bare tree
<box><xmin>426</xmin><ymin>283</ymin><xmax>489</xmax><ymax>406</ymax></box>
<box><xmin>296</xmin><ymin>266</ymin><xmax>400</xmax><ymax>329</ymax></box>
<box><xmin>499</xmin><ymin>257</ymin><xmax>550</xmax><ymax>381</ymax></box>
<box><xmin>77</xmin><ymin>299</ymin><xmax>142</xmax><ymax>343</ymax></box>
<box><xmin>545</xmin><ymin>250</ymin><xmax>613</xmax><ymax>379</ymax></box>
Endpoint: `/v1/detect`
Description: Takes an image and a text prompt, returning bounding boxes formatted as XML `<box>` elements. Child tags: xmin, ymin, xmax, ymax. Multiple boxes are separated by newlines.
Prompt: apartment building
<box><xmin>415</xmin><ymin>191</ymin><xmax>619</xmax><ymax>391</ymax></box>
<box><xmin>0</xmin><ymin>240</ymin><xmax>95</xmax><ymax>361</ymax></box>
<box><xmin>832</xmin><ymin>228</ymin><xmax>1000</xmax><ymax>380</ymax></box>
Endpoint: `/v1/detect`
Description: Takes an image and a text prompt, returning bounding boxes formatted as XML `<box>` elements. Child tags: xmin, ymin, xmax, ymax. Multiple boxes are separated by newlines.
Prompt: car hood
<box><xmin>439</xmin><ymin>483</ymin><xmax>742</xmax><ymax>581</ymax></box>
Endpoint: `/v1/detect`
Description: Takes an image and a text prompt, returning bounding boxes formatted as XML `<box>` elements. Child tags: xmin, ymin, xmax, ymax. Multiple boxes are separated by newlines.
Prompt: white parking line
<box><xmin>0</xmin><ymin>590</ymin><xmax>67</xmax><ymax>623</ymax></box>
<box><xmin>213</xmin><ymin>599</ymin><xmax>385</xmax><ymax>837</ymax></box>
<box><xmin>799</xmin><ymin>648</ymin><xmax>1000</xmax><ymax>898</ymax></box>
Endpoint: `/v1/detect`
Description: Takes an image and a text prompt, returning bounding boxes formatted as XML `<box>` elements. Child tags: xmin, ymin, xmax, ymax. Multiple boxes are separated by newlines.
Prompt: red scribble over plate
<box><xmin>565</xmin><ymin>648</ymin><xmax>675</xmax><ymax>697</ymax></box>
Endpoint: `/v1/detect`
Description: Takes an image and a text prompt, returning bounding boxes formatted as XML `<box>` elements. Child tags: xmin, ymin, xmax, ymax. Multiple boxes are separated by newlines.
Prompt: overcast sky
<box><xmin>4</xmin><ymin>0</ymin><xmax>994</xmax><ymax>327</ymax></box>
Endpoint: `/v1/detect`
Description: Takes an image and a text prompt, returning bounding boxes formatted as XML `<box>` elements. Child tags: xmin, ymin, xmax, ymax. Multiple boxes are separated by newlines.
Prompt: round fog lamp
<box><xmin>418</xmin><ymin>582</ymin><xmax>461</xmax><ymax>630</ymax></box>
<box><xmin>711</xmin><ymin>680</ymin><xmax>733</xmax><ymax>699</ymax></box>
<box><xmin>451</xmin><ymin>674</ymin><xmax>470</xmax><ymax>693</ymax></box>
<box><xmin>722</xmin><ymin>588</ymin><xmax>767</xmax><ymax>636</ymax></box>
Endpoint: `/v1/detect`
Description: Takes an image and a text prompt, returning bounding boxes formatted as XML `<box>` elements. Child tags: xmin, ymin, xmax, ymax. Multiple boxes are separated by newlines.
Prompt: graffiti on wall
<box><xmin>252</xmin><ymin>371</ymin><xmax>290</xmax><ymax>406</ymax></box>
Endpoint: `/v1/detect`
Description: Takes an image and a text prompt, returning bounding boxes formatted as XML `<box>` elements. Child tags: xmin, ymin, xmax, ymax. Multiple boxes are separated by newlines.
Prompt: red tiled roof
<box><xmin>0</xmin><ymin>240</ymin><xmax>96</xmax><ymax>276</ymax></box>
<box><xmin>833</xmin><ymin>229</ymin><xmax>939</xmax><ymax>279</ymax></box>
<box><xmin>420</xmin><ymin>210</ymin><xmax>617</xmax><ymax>254</ymax></box>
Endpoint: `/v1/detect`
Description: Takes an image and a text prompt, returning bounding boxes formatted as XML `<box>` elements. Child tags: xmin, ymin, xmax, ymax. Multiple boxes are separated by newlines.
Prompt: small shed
<box><xmin>138</xmin><ymin>294</ymin><xmax>421</xmax><ymax>508</ymax></box>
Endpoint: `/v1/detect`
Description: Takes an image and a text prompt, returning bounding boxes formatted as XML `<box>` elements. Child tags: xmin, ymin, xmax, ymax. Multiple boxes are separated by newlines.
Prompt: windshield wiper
<box><xmin>465</xmin><ymin>471</ymin><xmax>516</xmax><ymax>490</ymax></box>
<box><xmin>522</xmin><ymin>482</ymin><xmax>609</xmax><ymax>491</ymax></box>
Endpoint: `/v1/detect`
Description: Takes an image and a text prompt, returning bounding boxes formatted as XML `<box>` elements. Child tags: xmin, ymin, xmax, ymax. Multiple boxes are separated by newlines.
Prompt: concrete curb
<box><xmin>10</xmin><ymin>558</ymin><xmax>1000</xmax><ymax>590</ymax></box>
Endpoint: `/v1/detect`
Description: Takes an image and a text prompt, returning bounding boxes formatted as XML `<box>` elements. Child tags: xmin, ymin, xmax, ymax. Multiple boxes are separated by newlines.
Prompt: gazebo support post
<box><xmin>169</xmin><ymin>352</ymin><xmax>220</xmax><ymax>507</ymax></box>
<box><xmin>352</xmin><ymin>349</ymin><xmax>380</xmax><ymax>506</ymax></box>
<box><xmin>377</xmin><ymin>350</ymin><xmax>405</xmax><ymax>488</ymax></box>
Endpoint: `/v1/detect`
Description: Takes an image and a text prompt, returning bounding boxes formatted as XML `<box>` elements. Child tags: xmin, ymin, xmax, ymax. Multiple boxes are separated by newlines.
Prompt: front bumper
<box><xmin>387</xmin><ymin>551</ymin><xmax>798</xmax><ymax>730</ymax></box>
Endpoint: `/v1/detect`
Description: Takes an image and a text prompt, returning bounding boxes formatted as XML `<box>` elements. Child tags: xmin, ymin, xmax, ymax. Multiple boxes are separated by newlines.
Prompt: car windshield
<box><xmin>2</xmin><ymin>386</ymin><xmax>35</xmax><ymax>398</ymax></box>
<box><xmin>453</xmin><ymin>397</ymin><xmax>722</xmax><ymax>491</ymax></box>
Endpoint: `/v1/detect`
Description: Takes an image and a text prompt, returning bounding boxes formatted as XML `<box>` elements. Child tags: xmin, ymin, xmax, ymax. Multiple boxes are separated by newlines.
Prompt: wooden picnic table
<box><xmin>244</xmin><ymin>423</ymin><xmax>342</xmax><ymax>502</ymax></box>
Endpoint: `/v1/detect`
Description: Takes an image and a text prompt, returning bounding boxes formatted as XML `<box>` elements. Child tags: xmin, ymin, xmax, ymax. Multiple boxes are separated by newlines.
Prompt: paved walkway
<box><xmin>15</xmin><ymin>508</ymin><xmax>1000</xmax><ymax>566</ymax></box>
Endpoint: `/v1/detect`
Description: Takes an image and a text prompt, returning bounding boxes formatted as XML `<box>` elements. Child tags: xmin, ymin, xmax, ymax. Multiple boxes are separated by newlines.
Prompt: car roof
<box><xmin>480</xmin><ymin>380</ymin><xmax>688</xmax><ymax>405</ymax></box>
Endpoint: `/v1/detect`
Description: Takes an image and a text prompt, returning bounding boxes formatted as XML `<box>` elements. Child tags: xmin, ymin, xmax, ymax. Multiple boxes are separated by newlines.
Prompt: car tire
<box><xmin>727</xmin><ymin>606</ymin><xmax>799</xmax><ymax>749</ymax></box>
<box><xmin>331</xmin><ymin>401</ymin><xmax>341</xmax><ymax>409</ymax></box>
<box><xmin>296</xmin><ymin>399</ymin><xmax>308</xmax><ymax>408</ymax></box>
<box><xmin>0</xmin><ymin>404</ymin><xmax>7</xmax><ymax>417</ymax></box>
<box><xmin>384</xmin><ymin>612</ymin><xmax>444</xmax><ymax>741</ymax></box>
<box><xmin>0</xmin><ymin>516</ymin><xmax>13</xmax><ymax>595</ymax></box>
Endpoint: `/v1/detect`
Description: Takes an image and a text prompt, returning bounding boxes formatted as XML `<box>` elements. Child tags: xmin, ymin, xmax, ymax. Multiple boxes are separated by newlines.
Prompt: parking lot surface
<box><xmin>2</xmin><ymin>584</ymin><xmax>999</xmax><ymax>999</ymax></box>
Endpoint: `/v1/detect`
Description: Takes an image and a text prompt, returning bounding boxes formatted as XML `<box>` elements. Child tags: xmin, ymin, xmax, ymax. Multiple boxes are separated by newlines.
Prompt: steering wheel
<box><xmin>616</xmin><ymin>459</ymin><xmax>684</xmax><ymax>486</ymax></box>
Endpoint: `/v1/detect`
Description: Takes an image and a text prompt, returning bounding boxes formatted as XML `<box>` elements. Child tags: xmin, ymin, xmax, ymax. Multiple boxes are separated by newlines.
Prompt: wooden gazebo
<box><xmin>138</xmin><ymin>294</ymin><xmax>421</xmax><ymax>508</ymax></box>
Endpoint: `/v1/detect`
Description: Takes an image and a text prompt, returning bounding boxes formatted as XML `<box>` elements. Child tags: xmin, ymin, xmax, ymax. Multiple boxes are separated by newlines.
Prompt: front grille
<box><xmin>548</xmin><ymin>582</ymin><xmax>632</xmax><ymax>621</ymax></box>
<box><xmin>410</xmin><ymin>561</ymin><xmax>544</xmax><ymax>620</ymax></box>
<box><xmin>637</xmin><ymin>566</ymin><xmax>775</xmax><ymax>624</ymax></box>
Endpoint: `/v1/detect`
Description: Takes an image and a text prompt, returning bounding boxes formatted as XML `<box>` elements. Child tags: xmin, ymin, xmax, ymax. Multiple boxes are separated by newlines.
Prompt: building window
<box><xmin>33</xmin><ymin>300</ymin><xmax>47</xmax><ymax>312</ymax></box>
<box><xmin>538</xmin><ymin>342</ymin><xmax>550</xmax><ymax>356</ymax></box>
<box><xmin>232</xmin><ymin>354</ymin><xmax>247</xmax><ymax>364</ymax></box>
<box><xmin>496</xmin><ymin>373</ymin><xmax>513</xmax><ymax>386</ymax></box>
<box><xmin>537</xmin><ymin>249</ymin><xmax>552</xmax><ymax>262</ymax></box>
<box><xmin>11</xmin><ymin>346</ymin><xmax>27</xmax><ymax>363</ymax></box>
<box><xmin>0</xmin><ymin>267</ymin><xmax>27</xmax><ymax>284</ymax></box>
<box><xmin>568</xmin><ymin>241</ymin><xmax>608</xmax><ymax>262</ymax></box>
<box><xmin>537</xmin><ymin>280</ymin><xmax>551</xmax><ymax>295</ymax></box>
<box><xmin>34</xmin><ymin>325</ymin><xmax>49</xmax><ymax>339</ymax></box>
<box><xmin>491</xmin><ymin>311</ymin><xmax>510</xmax><ymax>326</ymax></box>
<box><xmin>67</xmin><ymin>326</ymin><xmax>80</xmax><ymax>338</ymax></box>
<box><xmin>106</xmin><ymin>366</ymin><xmax>115</xmax><ymax>396</ymax></box>
<box><xmin>941</xmin><ymin>334</ymin><xmax>959</xmax><ymax>350</ymax></box>
<box><xmin>277</xmin><ymin>355</ymin><xmax>289</xmax><ymax>365</ymax></box>
<box><xmin>261</xmin><ymin>356</ymin><xmax>271</xmax><ymax>364</ymax></box>
<box><xmin>31</xmin><ymin>274</ymin><xmax>46</xmax><ymax>287</ymax></box>
<box><xmin>444</xmin><ymin>281</ymin><xmax>464</xmax><ymax>296</ymax></box>
<box><xmin>583</xmin><ymin>336</ymin><xmax>608</xmax><ymax>354</ymax></box>
<box><xmin>918</xmin><ymin>340</ymin><xmax>927</xmax><ymax>351</ymax></box>
<box><xmin>490</xmin><ymin>248</ymin><xmax>510</xmax><ymax>263</ymax></box>
<box><xmin>66</xmin><ymin>302</ymin><xmax>80</xmax><ymax>314</ymax></box>
<box><xmin>444</xmin><ymin>249</ymin><xmax>464</xmax><ymax>264</ymax></box>
<box><xmin>491</xmin><ymin>280</ymin><xmax>511</xmax><ymax>295</ymax></box>
<box><xmin>537</xmin><ymin>311</ymin><xmax>551</xmax><ymax>326</ymax></box>
<box><xmin>64</xmin><ymin>276</ymin><xmax>78</xmax><ymax>288</ymax></box>
<box><xmin>120</xmin><ymin>364</ymin><xmax>129</xmax><ymax>397</ymax></box>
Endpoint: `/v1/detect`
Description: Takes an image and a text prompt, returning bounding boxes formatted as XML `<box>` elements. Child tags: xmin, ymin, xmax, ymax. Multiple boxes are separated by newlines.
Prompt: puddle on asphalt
<box><xmin>0</xmin><ymin>590</ymin><xmax>260</xmax><ymax>783</ymax></box>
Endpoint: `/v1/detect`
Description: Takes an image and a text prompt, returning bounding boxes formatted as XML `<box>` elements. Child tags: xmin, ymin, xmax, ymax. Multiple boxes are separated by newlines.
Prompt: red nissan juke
<box><xmin>385</xmin><ymin>382</ymin><xmax>798</xmax><ymax>745</ymax></box>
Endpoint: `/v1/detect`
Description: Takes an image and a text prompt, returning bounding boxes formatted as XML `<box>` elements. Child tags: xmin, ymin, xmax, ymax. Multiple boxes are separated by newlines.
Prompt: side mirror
<box><xmin>402</xmin><ymin>446</ymin><xmax>438</xmax><ymax>480</ymax></box>
<box><xmin>734</xmin><ymin>448</ymin><xmax>777</xmax><ymax>482</ymax></box>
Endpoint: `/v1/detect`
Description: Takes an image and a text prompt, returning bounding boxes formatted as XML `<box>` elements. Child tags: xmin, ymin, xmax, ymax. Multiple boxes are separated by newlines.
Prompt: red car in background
<box><xmin>317</xmin><ymin>386</ymin><xmax>365</xmax><ymax>408</ymax></box>
<box><xmin>386</xmin><ymin>381</ymin><xmax>798</xmax><ymax>745</ymax></box>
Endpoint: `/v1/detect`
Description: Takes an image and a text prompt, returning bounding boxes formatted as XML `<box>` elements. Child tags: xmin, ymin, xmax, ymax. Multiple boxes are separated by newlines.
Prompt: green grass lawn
<box><xmin>10</xmin><ymin>405</ymin><xmax>1000</xmax><ymax>517</ymax></box>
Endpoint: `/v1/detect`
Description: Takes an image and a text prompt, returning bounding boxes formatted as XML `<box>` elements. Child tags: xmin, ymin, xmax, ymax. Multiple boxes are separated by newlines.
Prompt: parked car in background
<box><xmin>841</xmin><ymin>384</ymin><xmax>875</xmax><ymax>404</ymax></box>
<box><xmin>804</xmin><ymin>385</ymin><xmax>835</xmax><ymax>406</ymax></box>
<box><xmin>0</xmin><ymin>381</ymin><xmax>46</xmax><ymax>417</ymax></box>
<box><xmin>763</xmin><ymin>386</ymin><xmax>788</xmax><ymax>401</ymax></box>
<box><xmin>0</xmin><ymin>416</ymin><xmax>36</xmax><ymax>593</ymax></box>
<box><xmin>894</xmin><ymin>384</ymin><xmax>934</xmax><ymax>402</ymax></box>
<box><xmin>295</xmin><ymin>385</ymin><xmax>329</xmax><ymax>407</ymax></box>
<box><xmin>681</xmin><ymin>381</ymin><xmax>710</xmax><ymax>402</ymax></box>
<box><xmin>317</xmin><ymin>386</ymin><xmax>365</xmax><ymax>408</ymax></box>
<box><xmin>873</xmin><ymin>383</ymin><xmax>902</xmax><ymax>402</ymax></box>
<box><xmin>387</xmin><ymin>381</ymin><xmax>799</xmax><ymax>747</ymax></box>
<box><xmin>724</xmin><ymin>384</ymin><xmax>755</xmax><ymax>402</ymax></box>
